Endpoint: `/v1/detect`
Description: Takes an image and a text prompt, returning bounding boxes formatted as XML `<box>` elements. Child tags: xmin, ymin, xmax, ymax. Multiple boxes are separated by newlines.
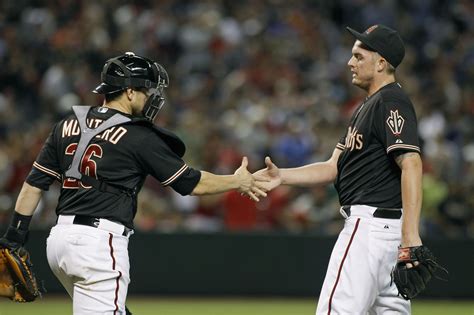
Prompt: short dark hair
<box><xmin>360</xmin><ymin>46</ymin><xmax>396</xmax><ymax>74</ymax></box>
<box><xmin>386</xmin><ymin>63</ymin><xmax>396</xmax><ymax>74</ymax></box>
<box><xmin>104</xmin><ymin>89</ymin><xmax>125</xmax><ymax>102</ymax></box>
<box><xmin>359</xmin><ymin>42</ymin><xmax>376</xmax><ymax>52</ymax></box>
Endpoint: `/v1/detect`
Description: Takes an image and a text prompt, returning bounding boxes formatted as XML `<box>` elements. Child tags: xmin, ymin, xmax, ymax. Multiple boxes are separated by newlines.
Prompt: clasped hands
<box><xmin>235</xmin><ymin>156</ymin><xmax>281</xmax><ymax>202</ymax></box>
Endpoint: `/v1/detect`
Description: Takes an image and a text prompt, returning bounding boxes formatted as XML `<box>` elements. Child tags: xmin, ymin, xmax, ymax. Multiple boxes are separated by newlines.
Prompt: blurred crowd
<box><xmin>0</xmin><ymin>0</ymin><xmax>472</xmax><ymax>238</ymax></box>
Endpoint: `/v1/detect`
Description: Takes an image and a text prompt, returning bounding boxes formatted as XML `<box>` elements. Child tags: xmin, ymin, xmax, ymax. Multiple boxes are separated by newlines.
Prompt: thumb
<box><xmin>241</xmin><ymin>156</ymin><xmax>248</xmax><ymax>168</ymax></box>
<box><xmin>265</xmin><ymin>156</ymin><xmax>275</xmax><ymax>169</ymax></box>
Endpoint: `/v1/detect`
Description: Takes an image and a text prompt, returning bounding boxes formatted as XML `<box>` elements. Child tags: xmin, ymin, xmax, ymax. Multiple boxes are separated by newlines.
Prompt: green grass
<box><xmin>0</xmin><ymin>296</ymin><xmax>472</xmax><ymax>315</ymax></box>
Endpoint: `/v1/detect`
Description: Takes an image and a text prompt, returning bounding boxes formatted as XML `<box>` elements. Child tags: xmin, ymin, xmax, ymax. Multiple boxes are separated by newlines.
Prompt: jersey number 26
<box><xmin>63</xmin><ymin>143</ymin><xmax>103</xmax><ymax>189</ymax></box>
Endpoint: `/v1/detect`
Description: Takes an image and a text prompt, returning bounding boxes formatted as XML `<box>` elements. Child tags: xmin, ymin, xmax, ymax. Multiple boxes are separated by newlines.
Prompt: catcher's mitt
<box><xmin>391</xmin><ymin>245</ymin><xmax>448</xmax><ymax>300</ymax></box>
<box><xmin>0</xmin><ymin>247</ymin><xmax>42</xmax><ymax>302</ymax></box>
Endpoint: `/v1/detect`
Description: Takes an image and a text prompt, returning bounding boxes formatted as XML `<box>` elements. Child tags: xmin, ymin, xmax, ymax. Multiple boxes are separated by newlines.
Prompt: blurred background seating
<box><xmin>0</xmin><ymin>0</ymin><xmax>472</xmax><ymax>239</ymax></box>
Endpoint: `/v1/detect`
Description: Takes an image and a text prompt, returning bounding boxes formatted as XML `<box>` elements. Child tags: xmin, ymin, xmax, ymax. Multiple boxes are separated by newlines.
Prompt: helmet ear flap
<box><xmin>142</xmin><ymin>94</ymin><xmax>165</xmax><ymax>122</ymax></box>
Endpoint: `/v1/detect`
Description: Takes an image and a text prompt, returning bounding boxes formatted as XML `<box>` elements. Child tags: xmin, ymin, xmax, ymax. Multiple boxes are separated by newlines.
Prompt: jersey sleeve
<box><xmin>374</xmin><ymin>99</ymin><xmax>420</xmax><ymax>156</ymax></box>
<box><xmin>136</xmin><ymin>132</ymin><xmax>201</xmax><ymax>195</ymax></box>
<box><xmin>26</xmin><ymin>123</ymin><xmax>62</xmax><ymax>191</ymax></box>
<box><xmin>336</xmin><ymin>134</ymin><xmax>346</xmax><ymax>151</ymax></box>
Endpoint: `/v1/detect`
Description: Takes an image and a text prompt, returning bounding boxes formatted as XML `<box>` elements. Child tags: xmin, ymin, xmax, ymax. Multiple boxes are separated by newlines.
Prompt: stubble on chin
<box><xmin>352</xmin><ymin>77</ymin><xmax>370</xmax><ymax>91</ymax></box>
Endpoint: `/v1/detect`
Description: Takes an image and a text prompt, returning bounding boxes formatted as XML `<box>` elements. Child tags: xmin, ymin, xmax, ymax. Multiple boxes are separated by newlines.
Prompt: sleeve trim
<box><xmin>336</xmin><ymin>143</ymin><xmax>345</xmax><ymax>150</ymax></box>
<box><xmin>33</xmin><ymin>161</ymin><xmax>61</xmax><ymax>180</ymax></box>
<box><xmin>386</xmin><ymin>144</ymin><xmax>420</xmax><ymax>154</ymax></box>
<box><xmin>162</xmin><ymin>164</ymin><xmax>188</xmax><ymax>186</ymax></box>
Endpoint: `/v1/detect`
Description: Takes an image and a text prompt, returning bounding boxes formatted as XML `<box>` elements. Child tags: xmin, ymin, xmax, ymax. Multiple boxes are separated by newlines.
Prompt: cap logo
<box><xmin>365</xmin><ymin>25</ymin><xmax>378</xmax><ymax>34</ymax></box>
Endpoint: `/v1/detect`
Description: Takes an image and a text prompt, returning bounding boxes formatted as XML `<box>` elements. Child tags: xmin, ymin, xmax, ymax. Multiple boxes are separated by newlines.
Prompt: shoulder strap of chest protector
<box><xmin>64</xmin><ymin>106</ymin><xmax>135</xmax><ymax>196</ymax></box>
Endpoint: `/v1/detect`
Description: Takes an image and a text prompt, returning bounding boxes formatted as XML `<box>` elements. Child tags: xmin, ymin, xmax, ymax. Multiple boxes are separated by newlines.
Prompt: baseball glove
<box><xmin>391</xmin><ymin>245</ymin><xmax>448</xmax><ymax>300</ymax></box>
<box><xmin>0</xmin><ymin>247</ymin><xmax>42</xmax><ymax>302</ymax></box>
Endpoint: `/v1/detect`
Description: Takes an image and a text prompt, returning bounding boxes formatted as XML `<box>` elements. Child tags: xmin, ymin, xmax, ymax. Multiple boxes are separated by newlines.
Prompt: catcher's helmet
<box><xmin>93</xmin><ymin>52</ymin><xmax>169</xmax><ymax>121</ymax></box>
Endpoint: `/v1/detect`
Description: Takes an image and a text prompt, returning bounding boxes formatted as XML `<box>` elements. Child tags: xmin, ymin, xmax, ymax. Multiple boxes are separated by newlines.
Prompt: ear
<box><xmin>377</xmin><ymin>58</ymin><xmax>387</xmax><ymax>73</ymax></box>
<box><xmin>125</xmin><ymin>88</ymin><xmax>134</xmax><ymax>100</ymax></box>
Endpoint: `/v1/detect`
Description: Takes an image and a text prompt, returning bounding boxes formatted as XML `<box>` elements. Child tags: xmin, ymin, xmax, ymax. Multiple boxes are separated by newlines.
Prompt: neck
<box><xmin>367</xmin><ymin>75</ymin><xmax>396</xmax><ymax>97</ymax></box>
<box><xmin>102</xmin><ymin>99</ymin><xmax>132</xmax><ymax>115</ymax></box>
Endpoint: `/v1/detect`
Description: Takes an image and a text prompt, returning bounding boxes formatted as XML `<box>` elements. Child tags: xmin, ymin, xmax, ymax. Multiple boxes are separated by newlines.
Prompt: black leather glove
<box><xmin>391</xmin><ymin>245</ymin><xmax>448</xmax><ymax>300</ymax></box>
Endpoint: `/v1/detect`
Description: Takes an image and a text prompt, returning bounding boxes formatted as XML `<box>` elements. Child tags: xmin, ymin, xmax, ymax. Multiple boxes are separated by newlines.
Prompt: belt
<box><xmin>342</xmin><ymin>206</ymin><xmax>402</xmax><ymax>219</ymax></box>
<box><xmin>57</xmin><ymin>215</ymin><xmax>133</xmax><ymax>236</ymax></box>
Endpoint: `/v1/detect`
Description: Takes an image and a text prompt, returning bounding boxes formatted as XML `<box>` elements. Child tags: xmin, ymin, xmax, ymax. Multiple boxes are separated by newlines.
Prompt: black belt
<box><xmin>342</xmin><ymin>206</ymin><xmax>402</xmax><ymax>219</ymax></box>
<box><xmin>72</xmin><ymin>215</ymin><xmax>131</xmax><ymax>236</ymax></box>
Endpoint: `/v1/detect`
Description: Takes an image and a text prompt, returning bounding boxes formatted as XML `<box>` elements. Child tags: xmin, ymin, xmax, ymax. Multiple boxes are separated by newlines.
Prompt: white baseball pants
<box><xmin>316</xmin><ymin>205</ymin><xmax>411</xmax><ymax>315</ymax></box>
<box><xmin>46</xmin><ymin>216</ymin><xmax>131</xmax><ymax>315</ymax></box>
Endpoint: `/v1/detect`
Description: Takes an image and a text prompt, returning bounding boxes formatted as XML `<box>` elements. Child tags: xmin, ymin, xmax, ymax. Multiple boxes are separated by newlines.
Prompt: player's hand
<box><xmin>234</xmin><ymin>156</ymin><xmax>268</xmax><ymax>202</ymax></box>
<box><xmin>0</xmin><ymin>228</ymin><xmax>28</xmax><ymax>251</ymax></box>
<box><xmin>401</xmin><ymin>235</ymin><xmax>423</xmax><ymax>268</ymax></box>
<box><xmin>252</xmin><ymin>156</ymin><xmax>282</xmax><ymax>192</ymax></box>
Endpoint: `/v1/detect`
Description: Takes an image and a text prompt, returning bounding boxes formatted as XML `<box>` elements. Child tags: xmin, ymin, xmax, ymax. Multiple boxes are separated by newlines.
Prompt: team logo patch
<box><xmin>344</xmin><ymin>126</ymin><xmax>363</xmax><ymax>151</ymax></box>
<box><xmin>386</xmin><ymin>110</ymin><xmax>405</xmax><ymax>135</ymax></box>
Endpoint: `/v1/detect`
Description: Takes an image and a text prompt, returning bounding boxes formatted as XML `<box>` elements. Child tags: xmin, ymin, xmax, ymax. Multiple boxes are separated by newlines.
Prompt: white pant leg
<box><xmin>368</xmin><ymin>217</ymin><xmax>410</xmax><ymax>315</ymax></box>
<box><xmin>316</xmin><ymin>205</ymin><xmax>411</xmax><ymax>315</ymax></box>
<box><xmin>47</xmin><ymin>225</ymin><xmax>74</xmax><ymax>298</ymax></box>
<box><xmin>47</xmin><ymin>224</ymin><xmax>130</xmax><ymax>315</ymax></box>
<box><xmin>316</xmin><ymin>216</ymin><xmax>377</xmax><ymax>315</ymax></box>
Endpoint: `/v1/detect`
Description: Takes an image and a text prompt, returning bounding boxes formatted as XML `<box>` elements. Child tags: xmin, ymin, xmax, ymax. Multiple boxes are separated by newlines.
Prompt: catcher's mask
<box><xmin>93</xmin><ymin>52</ymin><xmax>169</xmax><ymax>121</ymax></box>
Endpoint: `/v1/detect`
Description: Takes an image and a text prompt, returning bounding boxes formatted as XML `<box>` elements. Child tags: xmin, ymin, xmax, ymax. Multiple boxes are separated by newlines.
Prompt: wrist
<box><xmin>3</xmin><ymin>211</ymin><xmax>32</xmax><ymax>247</ymax></box>
<box><xmin>10</xmin><ymin>211</ymin><xmax>33</xmax><ymax>231</ymax></box>
<box><xmin>232</xmin><ymin>174</ymin><xmax>242</xmax><ymax>190</ymax></box>
<box><xmin>278</xmin><ymin>169</ymin><xmax>286</xmax><ymax>185</ymax></box>
<box><xmin>400</xmin><ymin>236</ymin><xmax>422</xmax><ymax>248</ymax></box>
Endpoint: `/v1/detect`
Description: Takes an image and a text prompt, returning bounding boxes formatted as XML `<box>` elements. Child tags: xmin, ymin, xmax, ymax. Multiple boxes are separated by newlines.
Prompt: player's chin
<box><xmin>351</xmin><ymin>78</ymin><xmax>361</xmax><ymax>86</ymax></box>
<box><xmin>351</xmin><ymin>77</ymin><xmax>367</xmax><ymax>88</ymax></box>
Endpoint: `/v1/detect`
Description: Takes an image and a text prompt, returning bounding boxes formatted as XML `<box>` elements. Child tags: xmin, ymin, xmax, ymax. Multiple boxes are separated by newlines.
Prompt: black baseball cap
<box><xmin>346</xmin><ymin>24</ymin><xmax>405</xmax><ymax>68</ymax></box>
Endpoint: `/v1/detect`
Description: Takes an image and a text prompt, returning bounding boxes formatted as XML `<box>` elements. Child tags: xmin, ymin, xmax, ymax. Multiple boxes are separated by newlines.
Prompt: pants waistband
<box><xmin>57</xmin><ymin>215</ymin><xmax>134</xmax><ymax>237</ymax></box>
<box><xmin>340</xmin><ymin>205</ymin><xmax>402</xmax><ymax>220</ymax></box>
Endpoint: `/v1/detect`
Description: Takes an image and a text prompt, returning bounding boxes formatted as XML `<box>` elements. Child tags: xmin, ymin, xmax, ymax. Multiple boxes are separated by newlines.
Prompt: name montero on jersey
<box><xmin>61</xmin><ymin>118</ymin><xmax>128</xmax><ymax>144</ymax></box>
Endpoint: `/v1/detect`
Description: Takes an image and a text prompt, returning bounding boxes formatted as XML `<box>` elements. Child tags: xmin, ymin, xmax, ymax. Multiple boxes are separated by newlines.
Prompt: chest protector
<box><xmin>64</xmin><ymin>106</ymin><xmax>186</xmax><ymax>196</ymax></box>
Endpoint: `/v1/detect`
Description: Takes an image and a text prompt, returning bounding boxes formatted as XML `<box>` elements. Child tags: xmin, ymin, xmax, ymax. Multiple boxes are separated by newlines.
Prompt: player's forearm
<box><xmin>1</xmin><ymin>182</ymin><xmax>42</xmax><ymax>248</ymax></box>
<box><xmin>15</xmin><ymin>182</ymin><xmax>43</xmax><ymax>216</ymax></box>
<box><xmin>191</xmin><ymin>171</ymin><xmax>239</xmax><ymax>195</ymax></box>
<box><xmin>397</xmin><ymin>153</ymin><xmax>423</xmax><ymax>247</ymax></box>
<box><xmin>280</xmin><ymin>161</ymin><xmax>337</xmax><ymax>187</ymax></box>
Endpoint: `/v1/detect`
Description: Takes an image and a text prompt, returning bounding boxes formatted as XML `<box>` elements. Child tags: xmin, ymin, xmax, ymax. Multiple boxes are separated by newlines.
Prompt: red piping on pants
<box><xmin>108</xmin><ymin>233</ymin><xmax>122</xmax><ymax>315</ymax></box>
<box><xmin>328</xmin><ymin>218</ymin><xmax>361</xmax><ymax>315</ymax></box>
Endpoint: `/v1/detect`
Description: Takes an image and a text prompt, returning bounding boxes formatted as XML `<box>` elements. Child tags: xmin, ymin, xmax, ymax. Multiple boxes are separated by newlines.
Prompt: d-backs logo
<box><xmin>345</xmin><ymin>126</ymin><xmax>363</xmax><ymax>151</ymax></box>
<box><xmin>386</xmin><ymin>110</ymin><xmax>405</xmax><ymax>135</ymax></box>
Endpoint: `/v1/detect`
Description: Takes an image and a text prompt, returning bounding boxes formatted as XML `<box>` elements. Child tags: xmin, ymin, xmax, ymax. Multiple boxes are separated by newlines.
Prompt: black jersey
<box><xmin>335</xmin><ymin>82</ymin><xmax>420</xmax><ymax>208</ymax></box>
<box><xmin>26</xmin><ymin>106</ymin><xmax>201</xmax><ymax>228</ymax></box>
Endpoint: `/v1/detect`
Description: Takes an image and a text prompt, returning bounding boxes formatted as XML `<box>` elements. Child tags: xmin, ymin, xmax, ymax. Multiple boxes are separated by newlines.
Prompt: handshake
<box><xmin>233</xmin><ymin>156</ymin><xmax>281</xmax><ymax>202</ymax></box>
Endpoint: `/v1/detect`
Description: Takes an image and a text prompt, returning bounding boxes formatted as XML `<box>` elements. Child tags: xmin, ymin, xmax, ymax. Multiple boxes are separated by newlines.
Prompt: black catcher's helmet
<box><xmin>93</xmin><ymin>52</ymin><xmax>169</xmax><ymax>121</ymax></box>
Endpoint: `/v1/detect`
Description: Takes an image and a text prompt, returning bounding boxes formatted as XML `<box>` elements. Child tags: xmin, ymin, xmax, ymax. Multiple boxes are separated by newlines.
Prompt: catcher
<box><xmin>0</xmin><ymin>52</ymin><xmax>267</xmax><ymax>314</ymax></box>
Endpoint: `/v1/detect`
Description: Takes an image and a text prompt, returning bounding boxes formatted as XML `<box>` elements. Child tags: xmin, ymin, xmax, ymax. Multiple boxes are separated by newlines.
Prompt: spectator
<box><xmin>0</xmin><ymin>0</ymin><xmax>472</xmax><ymax>238</ymax></box>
